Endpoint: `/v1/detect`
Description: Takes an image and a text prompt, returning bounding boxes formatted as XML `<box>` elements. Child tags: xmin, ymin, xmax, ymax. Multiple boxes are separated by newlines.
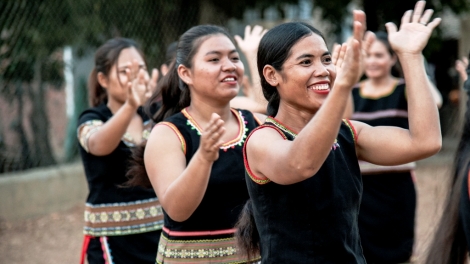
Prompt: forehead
<box><xmin>369</xmin><ymin>40</ymin><xmax>388</xmax><ymax>53</ymax></box>
<box><xmin>196</xmin><ymin>34</ymin><xmax>236</xmax><ymax>55</ymax></box>
<box><xmin>117</xmin><ymin>47</ymin><xmax>144</xmax><ymax>66</ymax></box>
<box><xmin>287</xmin><ymin>34</ymin><xmax>328</xmax><ymax>59</ymax></box>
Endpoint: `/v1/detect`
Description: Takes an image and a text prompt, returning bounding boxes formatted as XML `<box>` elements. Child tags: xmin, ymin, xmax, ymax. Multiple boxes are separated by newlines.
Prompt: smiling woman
<box><xmin>236</xmin><ymin>2</ymin><xmax>442</xmax><ymax>263</ymax></box>
<box><xmin>125</xmin><ymin>25</ymin><xmax>265</xmax><ymax>264</ymax></box>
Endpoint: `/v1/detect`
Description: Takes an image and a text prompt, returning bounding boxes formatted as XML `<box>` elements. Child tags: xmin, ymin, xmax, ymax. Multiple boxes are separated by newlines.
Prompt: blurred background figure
<box><xmin>77</xmin><ymin>38</ymin><xmax>162</xmax><ymax>264</ymax></box>
<box><xmin>351</xmin><ymin>31</ymin><xmax>442</xmax><ymax>264</ymax></box>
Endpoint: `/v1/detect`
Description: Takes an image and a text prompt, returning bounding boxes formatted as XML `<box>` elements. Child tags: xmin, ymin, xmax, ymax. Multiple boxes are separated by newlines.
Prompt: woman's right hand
<box><xmin>196</xmin><ymin>113</ymin><xmax>226</xmax><ymax>163</ymax></box>
<box><xmin>333</xmin><ymin>14</ymin><xmax>363</xmax><ymax>91</ymax></box>
<box><xmin>125</xmin><ymin>60</ymin><xmax>151</xmax><ymax>108</ymax></box>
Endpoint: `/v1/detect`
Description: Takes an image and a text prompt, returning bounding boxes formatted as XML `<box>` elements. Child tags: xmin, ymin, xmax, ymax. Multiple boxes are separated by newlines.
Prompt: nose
<box><xmin>313</xmin><ymin>64</ymin><xmax>329</xmax><ymax>77</ymax></box>
<box><xmin>222</xmin><ymin>58</ymin><xmax>236</xmax><ymax>72</ymax></box>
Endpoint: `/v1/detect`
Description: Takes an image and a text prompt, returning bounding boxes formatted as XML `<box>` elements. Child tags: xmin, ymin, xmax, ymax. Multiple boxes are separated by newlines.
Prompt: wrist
<box><xmin>123</xmin><ymin>101</ymin><xmax>139</xmax><ymax>111</ymax></box>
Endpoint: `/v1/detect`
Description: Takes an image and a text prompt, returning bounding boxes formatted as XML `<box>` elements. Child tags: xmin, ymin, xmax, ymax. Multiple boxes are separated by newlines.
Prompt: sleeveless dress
<box><xmin>155</xmin><ymin>108</ymin><xmax>261</xmax><ymax>264</ymax></box>
<box><xmin>245</xmin><ymin>117</ymin><xmax>365</xmax><ymax>263</ymax></box>
<box><xmin>77</xmin><ymin>103</ymin><xmax>163</xmax><ymax>264</ymax></box>
<box><xmin>352</xmin><ymin>79</ymin><xmax>416</xmax><ymax>263</ymax></box>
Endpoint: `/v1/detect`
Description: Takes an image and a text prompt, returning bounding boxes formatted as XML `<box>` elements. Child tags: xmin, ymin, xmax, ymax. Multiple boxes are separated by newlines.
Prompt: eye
<box><xmin>323</xmin><ymin>56</ymin><xmax>332</xmax><ymax>64</ymax></box>
<box><xmin>231</xmin><ymin>56</ymin><xmax>240</xmax><ymax>61</ymax></box>
<box><xmin>208</xmin><ymin>57</ymin><xmax>219</xmax><ymax>62</ymax></box>
<box><xmin>300</xmin><ymin>59</ymin><xmax>312</xmax><ymax>65</ymax></box>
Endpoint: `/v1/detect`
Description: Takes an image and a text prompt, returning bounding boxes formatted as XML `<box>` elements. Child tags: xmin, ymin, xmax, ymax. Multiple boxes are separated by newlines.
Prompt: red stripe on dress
<box><xmin>162</xmin><ymin>226</ymin><xmax>236</xmax><ymax>236</ymax></box>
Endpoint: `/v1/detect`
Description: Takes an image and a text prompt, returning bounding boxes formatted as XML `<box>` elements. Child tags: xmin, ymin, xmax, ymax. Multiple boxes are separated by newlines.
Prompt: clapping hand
<box><xmin>125</xmin><ymin>60</ymin><xmax>152</xmax><ymax>108</ymax></box>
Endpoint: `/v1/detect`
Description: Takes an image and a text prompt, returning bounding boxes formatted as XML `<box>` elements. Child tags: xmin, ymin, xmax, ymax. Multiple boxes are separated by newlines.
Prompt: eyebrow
<box><xmin>295</xmin><ymin>51</ymin><xmax>331</xmax><ymax>60</ymax></box>
<box><xmin>205</xmin><ymin>49</ymin><xmax>238</xmax><ymax>56</ymax></box>
<box><xmin>117</xmin><ymin>64</ymin><xmax>145</xmax><ymax>70</ymax></box>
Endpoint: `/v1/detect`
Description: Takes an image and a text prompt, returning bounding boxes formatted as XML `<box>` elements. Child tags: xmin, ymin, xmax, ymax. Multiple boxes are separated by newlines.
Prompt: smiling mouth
<box><xmin>307</xmin><ymin>83</ymin><xmax>330</xmax><ymax>91</ymax></box>
<box><xmin>222</xmin><ymin>77</ymin><xmax>236</xmax><ymax>82</ymax></box>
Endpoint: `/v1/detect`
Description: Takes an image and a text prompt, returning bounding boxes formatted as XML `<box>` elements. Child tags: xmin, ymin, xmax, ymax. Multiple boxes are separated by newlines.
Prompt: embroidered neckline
<box><xmin>266</xmin><ymin>116</ymin><xmax>340</xmax><ymax>150</ymax></box>
<box><xmin>181</xmin><ymin>108</ymin><xmax>248</xmax><ymax>151</ymax></box>
<box><xmin>265</xmin><ymin>117</ymin><xmax>298</xmax><ymax>138</ymax></box>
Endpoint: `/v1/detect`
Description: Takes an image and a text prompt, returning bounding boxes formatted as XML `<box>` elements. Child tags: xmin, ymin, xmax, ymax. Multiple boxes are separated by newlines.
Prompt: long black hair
<box><xmin>235</xmin><ymin>22</ymin><xmax>326</xmax><ymax>257</ymax></box>
<box><xmin>425</xmin><ymin>59</ymin><xmax>470</xmax><ymax>263</ymax></box>
<box><xmin>257</xmin><ymin>22</ymin><xmax>325</xmax><ymax>116</ymax></box>
<box><xmin>126</xmin><ymin>25</ymin><xmax>235</xmax><ymax>188</ymax></box>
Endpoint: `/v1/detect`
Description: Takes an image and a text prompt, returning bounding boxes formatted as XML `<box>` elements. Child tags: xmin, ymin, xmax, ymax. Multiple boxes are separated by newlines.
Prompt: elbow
<box><xmin>165</xmin><ymin>209</ymin><xmax>191</xmax><ymax>222</ymax></box>
<box><xmin>420</xmin><ymin>137</ymin><xmax>442</xmax><ymax>158</ymax></box>
<box><xmin>286</xmin><ymin>160</ymin><xmax>318</xmax><ymax>181</ymax></box>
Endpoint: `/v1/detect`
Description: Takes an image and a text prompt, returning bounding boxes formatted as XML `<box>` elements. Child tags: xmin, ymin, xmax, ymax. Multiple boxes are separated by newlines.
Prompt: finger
<box><xmin>244</xmin><ymin>25</ymin><xmax>251</xmax><ymax>39</ymax></box>
<box><xmin>352</xmin><ymin>21</ymin><xmax>363</xmax><ymax>44</ymax></box>
<box><xmin>130</xmin><ymin>60</ymin><xmax>140</xmax><ymax>80</ymax></box>
<box><xmin>463</xmin><ymin>57</ymin><xmax>469</xmax><ymax>67</ymax></box>
<box><xmin>385</xmin><ymin>22</ymin><xmax>398</xmax><ymax>34</ymax></box>
<box><xmin>252</xmin><ymin>25</ymin><xmax>263</xmax><ymax>36</ymax></box>
<box><xmin>411</xmin><ymin>1</ymin><xmax>426</xmax><ymax>23</ymax></box>
<box><xmin>426</xmin><ymin>17</ymin><xmax>441</xmax><ymax>30</ymax></box>
<box><xmin>151</xmin><ymin>68</ymin><xmax>159</xmax><ymax>84</ymax></box>
<box><xmin>336</xmin><ymin>43</ymin><xmax>348</xmax><ymax>68</ymax></box>
<box><xmin>331</xmin><ymin>43</ymin><xmax>341</xmax><ymax>65</ymax></box>
<box><xmin>262</xmin><ymin>29</ymin><xmax>268</xmax><ymax>36</ymax></box>
<box><xmin>234</xmin><ymin>35</ymin><xmax>243</xmax><ymax>46</ymax></box>
<box><xmin>353</xmin><ymin>10</ymin><xmax>366</xmax><ymax>36</ymax></box>
<box><xmin>362</xmin><ymin>31</ymin><xmax>376</xmax><ymax>54</ymax></box>
<box><xmin>420</xmin><ymin>9</ymin><xmax>434</xmax><ymax>25</ymax></box>
<box><xmin>401</xmin><ymin>10</ymin><xmax>413</xmax><ymax>26</ymax></box>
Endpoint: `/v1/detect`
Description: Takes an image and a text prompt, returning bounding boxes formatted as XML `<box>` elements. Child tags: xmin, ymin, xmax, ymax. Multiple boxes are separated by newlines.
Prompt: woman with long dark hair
<box><xmin>126</xmin><ymin>25</ymin><xmax>265</xmax><ymax>263</ymax></box>
<box><xmin>77</xmin><ymin>38</ymin><xmax>162</xmax><ymax>263</ymax></box>
<box><xmin>236</xmin><ymin>2</ymin><xmax>441</xmax><ymax>263</ymax></box>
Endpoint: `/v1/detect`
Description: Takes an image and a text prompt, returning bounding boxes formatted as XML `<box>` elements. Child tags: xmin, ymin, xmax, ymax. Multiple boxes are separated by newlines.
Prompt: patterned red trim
<box><xmin>157</xmin><ymin>122</ymin><xmax>187</xmax><ymax>155</ymax></box>
<box><xmin>344</xmin><ymin>119</ymin><xmax>358</xmax><ymax>145</ymax></box>
<box><xmin>162</xmin><ymin>226</ymin><xmax>236</xmax><ymax>236</ymax></box>
<box><xmin>243</xmin><ymin>125</ymin><xmax>288</xmax><ymax>185</ymax></box>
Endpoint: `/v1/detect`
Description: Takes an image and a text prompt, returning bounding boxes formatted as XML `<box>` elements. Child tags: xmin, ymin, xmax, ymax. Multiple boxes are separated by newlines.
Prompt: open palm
<box><xmin>386</xmin><ymin>1</ymin><xmax>441</xmax><ymax>55</ymax></box>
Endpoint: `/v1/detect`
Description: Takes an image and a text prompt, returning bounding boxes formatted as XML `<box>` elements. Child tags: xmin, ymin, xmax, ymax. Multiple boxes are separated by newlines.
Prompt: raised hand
<box><xmin>125</xmin><ymin>60</ymin><xmax>151</xmax><ymax>108</ymax></box>
<box><xmin>234</xmin><ymin>25</ymin><xmax>267</xmax><ymax>55</ymax></box>
<box><xmin>333</xmin><ymin>10</ymin><xmax>374</xmax><ymax>86</ymax></box>
<box><xmin>333</xmin><ymin>15</ymin><xmax>363</xmax><ymax>90</ymax></box>
<box><xmin>385</xmin><ymin>1</ymin><xmax>441</xmax><ymax>55</ymax></box>
<box><xmin>197</xmin><ymin>113</ymin><xmax>225</xmax><ymax>163</ymax></box>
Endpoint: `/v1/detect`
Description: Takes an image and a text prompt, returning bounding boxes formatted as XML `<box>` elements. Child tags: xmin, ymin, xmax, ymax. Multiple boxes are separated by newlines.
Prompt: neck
<box><xmin>187</xmin><ymin>96</ymin><xmax>233</xmax><ymax>124</ymax></box>
<box><xmin>274</xmin><ymin>102</ymin><xmax>316</xmax><ymax>133</ymax></box>
<box><xmin>368</xmin><ymin>75</ymin><xmax>395</xmax><ymax>89</ymax></box>
<box><xmin>107</xmin><ymin>98</ymin><xmax>124</xmax><ymax>114</ymax></box>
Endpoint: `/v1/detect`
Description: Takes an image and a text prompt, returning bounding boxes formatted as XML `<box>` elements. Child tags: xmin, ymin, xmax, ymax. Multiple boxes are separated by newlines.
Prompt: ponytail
<box><xmin>124</xmin><ymin>141</ymin><xmax>153</xmax><ymax>188</ymax></box>
<box><xmin>235</xmin><ymin>200</ymin><xmax>260</xmax><ymax>261</ymax></box>
<box><xmin>145</xmin><ymin>62</ymin><xmax>190</xmax><ymax>123</ymax></box>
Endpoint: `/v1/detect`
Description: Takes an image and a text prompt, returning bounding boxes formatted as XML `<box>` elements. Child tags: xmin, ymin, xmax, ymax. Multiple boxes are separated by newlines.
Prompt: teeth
<box><xmin>223</xmin><ymin>77</ymin><xmax>235</xmax><ymax>82</ymax></box>
<box><xmin>308</xmin><ymin>84</ymin><xmax>329</xmax><ymax>90</ymax></box>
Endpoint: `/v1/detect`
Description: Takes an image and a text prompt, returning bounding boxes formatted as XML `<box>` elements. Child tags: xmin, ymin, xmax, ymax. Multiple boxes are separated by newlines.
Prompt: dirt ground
<box><xmin>0</xmin><ymin>147</ymin><xmax>456</xmax><ymax>264</ymax></box>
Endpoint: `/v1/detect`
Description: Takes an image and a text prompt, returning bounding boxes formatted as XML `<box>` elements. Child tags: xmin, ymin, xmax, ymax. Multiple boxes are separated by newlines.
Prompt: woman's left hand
<box><xmin>386</xmin><ymin>1</ymin><xmax>441</xmax><ymax>55</ymax></box>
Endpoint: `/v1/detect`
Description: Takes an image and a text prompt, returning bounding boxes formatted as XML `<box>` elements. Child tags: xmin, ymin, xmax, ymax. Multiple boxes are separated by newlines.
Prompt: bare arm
<box><xmin>355</xmin><ymin>1</ymin><xmax>442</xmax><ymax>165</ymax></box>
<box><xmin>145</xmin><ymin>114</ymin><xmax>225</xmax><ymax>222</ymax></box>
